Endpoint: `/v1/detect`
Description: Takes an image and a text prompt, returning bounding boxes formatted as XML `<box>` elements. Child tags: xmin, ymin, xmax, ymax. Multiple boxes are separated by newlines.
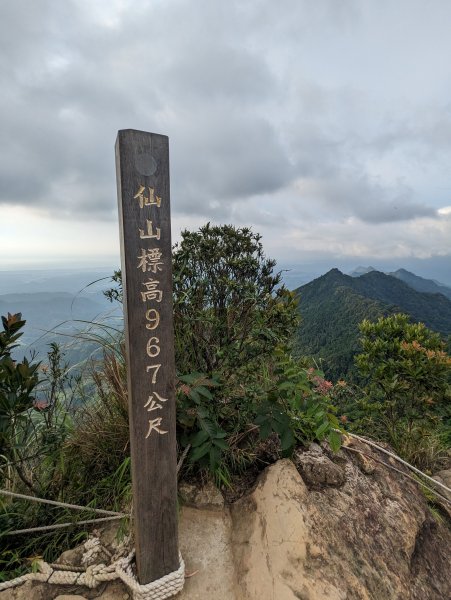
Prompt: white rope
<box><xmin>0</xmin><ymin>488</ymin><xmax>125</xmax><ymax>516</ymax></box>
<box><xmin>117</xmin><ymin>551</ymin><xmax>185</xmax><ymax>600</ymax></box>
<box><xmin>177</xmin><ymin>444</ymin><xmax>191</xmax><ymax>475</ymax></box>
<box><xmin>343</xmin><ymin>445</ymin><xmax>451</xmax><ymax>507</ymax></box>
<box><xmin>0</xmin><ymin>537</ymin><xmax>185</xmax><ymax>600</ymax></box>
<box><xmin>0</xmin><ymin>485</ymin><xmax>185</xmax><ymax>598</ymax></box>
<box><xmin>343</xmin><ymin>431</ymin><xmax>451</xmax><ymax>495</ymax></box>
<box><xmin>4</xmin><ymin>515</ymin><xmax>125</xmax><ymax>536</ymax></box>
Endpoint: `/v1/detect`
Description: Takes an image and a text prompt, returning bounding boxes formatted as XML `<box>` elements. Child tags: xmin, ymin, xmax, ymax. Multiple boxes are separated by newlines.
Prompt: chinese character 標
<box><xmin>137</xmin><ymin>248</ymin><xmax>164</xmax><ymax>273</ymax></box>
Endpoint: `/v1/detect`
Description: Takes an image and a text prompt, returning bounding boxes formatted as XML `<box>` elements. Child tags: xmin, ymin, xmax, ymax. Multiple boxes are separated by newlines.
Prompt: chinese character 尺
<box><xmin>145</xmin><ymin>417</ymin><xmax>168</xmax><ymax>437</ymax></box>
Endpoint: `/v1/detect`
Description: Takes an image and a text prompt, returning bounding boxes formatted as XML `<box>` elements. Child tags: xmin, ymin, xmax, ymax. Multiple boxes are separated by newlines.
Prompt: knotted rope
<box><xmin>0</xmin><ymin>537</ymin><xmax>185</xmax><ymax>600</ymax></box>
<box><xmin>0</xmin><ymin>465</ymin><xmax>188</xmax><ymax>598</ymax></box>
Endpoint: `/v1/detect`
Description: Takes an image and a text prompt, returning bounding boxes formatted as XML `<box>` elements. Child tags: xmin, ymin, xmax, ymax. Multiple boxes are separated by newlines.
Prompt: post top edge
<box><xmin>116</xmin><ymin>129</ymin><xmax>168</xmax><ymax>140</ymax></box>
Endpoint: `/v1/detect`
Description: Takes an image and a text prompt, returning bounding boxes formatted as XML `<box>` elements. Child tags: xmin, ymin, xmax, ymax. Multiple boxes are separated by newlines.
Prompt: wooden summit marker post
<box><xmin>115</xmin><ymin>130</ymin><xmax>179</xmax><ymax>584</ymax></box>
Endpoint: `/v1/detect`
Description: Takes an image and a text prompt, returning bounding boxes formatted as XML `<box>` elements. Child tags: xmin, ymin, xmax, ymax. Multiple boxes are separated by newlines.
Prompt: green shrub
<box><xmin>0</xmin><ymin>313</ymin><xmax>40</xmax><ymax>492</ymax></box>
<box><xmin>0</xmin><ymin>324</ymin><xmax>87</xmax><ymax>581</ymax></box>
<box><xmin>351</xmin><ymin>313</ymin><xmax>450</xmax><ymax>470</ymax></box>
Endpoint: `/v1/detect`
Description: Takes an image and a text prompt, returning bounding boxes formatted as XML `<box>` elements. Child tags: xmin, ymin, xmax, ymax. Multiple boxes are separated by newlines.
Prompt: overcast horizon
<box><xmin>1</xmin><ymin>1</ymin><xmax>450</xmax><ymax>284</ymax></box>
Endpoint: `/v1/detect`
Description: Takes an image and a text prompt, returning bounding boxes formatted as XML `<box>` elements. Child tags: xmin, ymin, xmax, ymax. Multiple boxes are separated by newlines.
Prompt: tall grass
<box><xmin>0</xmin><ymin>316</ymin><xmax>132</xmax><ymax>581</ymax></box>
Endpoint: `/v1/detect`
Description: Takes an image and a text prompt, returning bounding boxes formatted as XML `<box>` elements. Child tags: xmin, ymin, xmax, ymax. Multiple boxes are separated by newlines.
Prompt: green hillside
<box><xmin>0</xmin><ymin>291</ymin><xmax>121</xmax><ymax>365</ymax></box>
<box><xmin>388</xmin><ymin>268</ymin><xmax>451</xmax><ymax>300</ymax></box>
<box><xmin>294</xmin><ymin>269</ymin><xmax>451</xmax><ymax>380</ymax></box>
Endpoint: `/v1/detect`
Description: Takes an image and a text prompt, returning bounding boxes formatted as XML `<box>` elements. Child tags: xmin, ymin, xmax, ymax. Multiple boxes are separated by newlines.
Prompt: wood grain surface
<box><xmin>115</xmin><ymin>129</ymin><xmax>178</xmax><ymax>584</ymax></box>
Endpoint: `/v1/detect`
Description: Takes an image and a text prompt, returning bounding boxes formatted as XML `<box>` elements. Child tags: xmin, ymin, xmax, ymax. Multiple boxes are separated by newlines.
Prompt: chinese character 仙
<box><xmin>134</xmin><ymin>185</ymin><xmax>162</xmax><ymax>209</ymax></box>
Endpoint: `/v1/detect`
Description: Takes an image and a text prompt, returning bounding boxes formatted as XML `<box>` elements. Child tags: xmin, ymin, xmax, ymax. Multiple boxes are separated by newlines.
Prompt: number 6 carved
<box><xmin>146</xmin><ymin>337</ymin><xmax>160</xmax><ymax>358</ymax></box>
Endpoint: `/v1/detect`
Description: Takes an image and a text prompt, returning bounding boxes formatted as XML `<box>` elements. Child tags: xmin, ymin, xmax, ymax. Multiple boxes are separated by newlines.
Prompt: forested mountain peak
<box><xmin>346</xmin><ymin>265</ymin><xmax>451</xmax><ymax>300</ymax></box>
<box><xmin>294</xmin><ymin>266</ymin><xmax>451</xmax><ymax>379</ymax></box>
<box><xmin>349</xmin><ymin>266</ymin><xmax>377</xmax><ymax>277</ymax></box>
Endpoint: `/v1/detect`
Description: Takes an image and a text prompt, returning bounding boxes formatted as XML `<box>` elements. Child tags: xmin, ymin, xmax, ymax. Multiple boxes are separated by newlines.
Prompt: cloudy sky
<box><xmin>1</xmin><ymin>0</ymin><xmax>451</xmax><ymax>283</ymax></box>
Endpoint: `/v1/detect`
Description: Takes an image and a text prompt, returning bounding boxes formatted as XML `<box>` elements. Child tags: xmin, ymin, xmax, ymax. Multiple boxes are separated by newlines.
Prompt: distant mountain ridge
<box><xmin>388</xmin><ymin>268</ymin><xmax>451</xmax><ymax>300</ymax></box>
<box><xmin>0</xmin><ymin>268</ymin><xmax>121</xmax><ymax>363</ymax></box>
<box><xmin>294</xmin><ymin>268</ymin><xmax>451</xmax><ymax>380</ymax></box>
<box><xmin>0</xmin><ymin>291</ymin><xmax>121</xmax><ymax>363</ymax></box>
<box><xmin>349</xmin><ymin>266</ymin><xmax>377</xmax><ymax>277</ymax></box>
<box><xmin>349</xmin><ymin>266</ymin><xmax>451</xmax><ymax>300</ymax></box>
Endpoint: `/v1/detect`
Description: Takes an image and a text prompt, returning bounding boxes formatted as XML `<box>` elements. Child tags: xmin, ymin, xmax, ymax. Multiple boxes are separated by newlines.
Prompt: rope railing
<box><xmin>343</xmin><ymin>445</ymin><xmax>451</xmax><ymax>507</ymax></box>
<box><xmin>0</xmin><ymin>537</ymin><xmax>185</xmax><ymax>600</ymax></box>
<box><xmin>0</xmin><ymin>488</ymin><xmax>184</xmax><ymax>598</ymax></box>
<box><xmin>4</xmin><ymin>515</ymin><xmax>126</xmax><ymax>536</ymax></box>
<box><xmin>342</xmin><ymin>431</ymin><xmax>451</xmax><ymax>496</ymax></box>
<box><xmin>0</xmin><ymin>488</ymin><xmax>126</xmax><ymax>516</ymax></box>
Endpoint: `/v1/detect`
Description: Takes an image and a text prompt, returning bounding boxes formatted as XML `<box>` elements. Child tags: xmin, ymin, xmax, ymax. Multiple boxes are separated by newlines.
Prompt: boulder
<box><xmin>178</xmin><ymin>479</ymin><xmax>224</xmax><ymax>510</ymax></box>
<box><xmin>54</xmin><ymin>596</ymin><xmax>89</xmax><ymax>600</ymax></box>
<box><xmin>229</xmin><ymin>445</ymin><xmax>450</xmax><ymax>600</ymax></box>
<box><xmin>433</xmin><ymin>469</ymin><xmax>451</xmax><ymax>501</ymax></box>
<box><xmin>1</xmin><ymin>442</ymin><xmax>449</xmax><ymax>600</ymax></box>
<box><xmin>293</xmin><ymin>443</ymin><xmax>346</xmax><ymax>488</ymax></box>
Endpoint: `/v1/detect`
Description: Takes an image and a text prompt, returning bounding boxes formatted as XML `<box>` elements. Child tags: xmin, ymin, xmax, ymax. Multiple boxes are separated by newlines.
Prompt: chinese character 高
<box><xmin>141</xmin><ymin>279</ymin><xmax>163</xmax><ymax>303</ymax></box>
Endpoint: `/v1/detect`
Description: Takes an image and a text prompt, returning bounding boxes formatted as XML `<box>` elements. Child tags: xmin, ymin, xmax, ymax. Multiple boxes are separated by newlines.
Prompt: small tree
<box><xmin>104</xmin><ymin>224</ymin><xmax>342</xmax><ymax>474</ymax></box>
<box><xmin>104</xmin><ymin>224</ymin><xmax>299</xmax><ymax>377</ymax></box>
<box><xmin>355</xmin><ymin>313</ymin><xmax>450</xmax><ymax>462</ymax></box>
<box><xmin>172</xmin><ymin>223</ymin><xmax>299</xmax><ymax>376</ymax></box>
<box><xmin>0</xmin><ymin>313</ymin><xmax>40</xmax><ymax>491</ymax></box>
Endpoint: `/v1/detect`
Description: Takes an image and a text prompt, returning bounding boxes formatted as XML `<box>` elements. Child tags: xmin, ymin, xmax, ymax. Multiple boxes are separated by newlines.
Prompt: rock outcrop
<box><xmin>1</xmin><ymin>438</ymin><xmax>450</xmax><ymax>600</ymax></box>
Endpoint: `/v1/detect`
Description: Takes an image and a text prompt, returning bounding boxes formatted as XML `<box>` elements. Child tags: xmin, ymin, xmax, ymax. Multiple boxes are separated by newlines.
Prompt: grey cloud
<box><xmin>0</xmin><ymin>0</ymin><xmax>297</xmax><ymax>221</ymax></box>
<box><xmin>295</xmin><ymin>175</ymin><xmax>436</xmax><ymax>224</ymax></box>
<box><xmin>0</xmin><ymin>0</ymin><xmax>449</xmax><ymax>235</ymax></box>
<box><xmin>163</xmin><ymin>44</ymin><xmax>272</xmax><ymax>104</ymax></box>
<box><xmin>170</xmin><ymin>110</ymin><xmax>294</xmax><ymax>217</ymax></box>
<box><xmin>366</xmin><ymin>107</ymin><xmax>451</xmax><ymax>164</ymax></box>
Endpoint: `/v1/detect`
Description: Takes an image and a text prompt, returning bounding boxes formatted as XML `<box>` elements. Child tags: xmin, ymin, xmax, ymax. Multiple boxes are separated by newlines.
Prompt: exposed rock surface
<box><xmin>178</xmin><ymin>479</ymin><xmax>225</xmax><ymax>510</ymax></box>
<box><xmin>433</xmin><ymin>468</ymin><xmax>451</xmax><ymax>501</ymax></box>
<box><xmin>293</xmin><ymin>442</ymin><xmax>346</xmax><ymax>487</ymax></box>
<box><xmin>1</xmin><ymin>439</ymin><xmax>450</xmax><ymax>600</ymax></box>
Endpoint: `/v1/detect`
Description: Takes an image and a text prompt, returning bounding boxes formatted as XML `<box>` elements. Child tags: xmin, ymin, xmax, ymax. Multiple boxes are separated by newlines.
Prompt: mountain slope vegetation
<box><xmin>294</xmin><ymin>269</ymin><xmax>451</xmax><ymax>379</ymax></box>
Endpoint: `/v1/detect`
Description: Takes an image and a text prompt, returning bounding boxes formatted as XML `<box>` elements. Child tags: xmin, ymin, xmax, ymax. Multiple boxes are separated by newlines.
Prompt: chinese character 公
<box><xmin>144</xmin><ymin>391</ymin><xmax>168</xmax><ymax>412</ymax></box>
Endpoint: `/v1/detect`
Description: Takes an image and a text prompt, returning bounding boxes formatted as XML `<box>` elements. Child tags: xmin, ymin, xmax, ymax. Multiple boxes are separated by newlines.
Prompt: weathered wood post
<box><xmin>115</xmin><ymin>129</ymin><xmax>179</xmax><ymax>584</ymax></box>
